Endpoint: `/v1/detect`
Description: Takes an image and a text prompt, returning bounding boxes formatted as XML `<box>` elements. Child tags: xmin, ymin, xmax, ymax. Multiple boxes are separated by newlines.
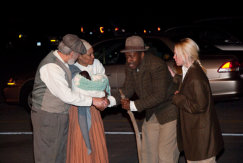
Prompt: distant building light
<box><xmin>115</xmin><ymin>27</ymin><xmax>119</xmax><ymax>31</ymax></box>
<box><xmin>37</xmin><ymin>42</ymin><xmax>41</xmax><ymax>46</ymax></box>
<box><xmin>100</xmin><ymin>27</ymin><xmax>104</xmax><ymax>33</ymax></box>
<box><xmin>157</xmin><ymin>27</ymin><xmax>161</xmax><ymax>31</ymax></box>
<box><xmin>89</xmin><ymin>32</ymin><xmax>93</xmax><ymax>35</ymax></box>
<box><xmin>143</xmin><ymin>29</ymin><xmax>147</xmax><ymax>34</ymax></box>
<box><xmin>50</xmin><ymin>39</ymin><xmax>56</xmax><ymax>42</ymax></box>
<box><xmin>81</xmin><ymin>27</ymin><xmax>84</xmax><ymax>33</ymax></box>
<box><xmin>19</xmin><ymin>34</ymin><xmax>23</xmax><ymax>39</ymax></box>
<box><xmin>121</xmin><ymin>29</ymin><xmax>125</xmax><ymax>32</ymax></box>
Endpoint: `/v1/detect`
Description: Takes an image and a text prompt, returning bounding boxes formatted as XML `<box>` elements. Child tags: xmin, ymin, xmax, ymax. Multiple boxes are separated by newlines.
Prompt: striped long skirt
<box><xmin>66</xmin><ymin>106</ymin><xmax>109</xmax><ymax>163</ymax></box>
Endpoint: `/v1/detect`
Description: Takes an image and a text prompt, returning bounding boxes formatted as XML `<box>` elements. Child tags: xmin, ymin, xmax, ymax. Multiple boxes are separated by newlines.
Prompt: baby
<box><xmin>79</xmin><ymin>71</ymin><xmax>91</xmax><ymax>80</ymax></box>
<box><xmin>72</xmin><ymin>70</ymin><xmax>115</xmax><ymax>154</ymax></box>
<box><xmin>73</xmin><ymin>71</ymin><xmax>112</xmax><ymax>99</ymax></box>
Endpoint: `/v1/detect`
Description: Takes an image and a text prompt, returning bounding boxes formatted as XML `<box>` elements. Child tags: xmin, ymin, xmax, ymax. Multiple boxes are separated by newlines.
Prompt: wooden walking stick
<box><xmin>119</xmin><ymin>89</ymin><xmax>141</xmax><ymax>163</ymax></box>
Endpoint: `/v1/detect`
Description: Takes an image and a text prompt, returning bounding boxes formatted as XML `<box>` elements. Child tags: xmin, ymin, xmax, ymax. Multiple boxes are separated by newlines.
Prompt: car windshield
<box><xmin>94</xmin><ymin>39</ymin><xmax>126</xmax><ymax>65</ymax></box>
<box><xmin>201</xmin><ymin>30</ymin><xmax>242</xmax><ymax>45</ymax></box>
<box><xmin>165</xmin><ymin>26</ymin><xmax>243</xmax><ymax>52</ymax></box>
<box><xmin>93</xmin><ymin>37</ymin><xmax>174</xmax><ymax>65</ymax></box>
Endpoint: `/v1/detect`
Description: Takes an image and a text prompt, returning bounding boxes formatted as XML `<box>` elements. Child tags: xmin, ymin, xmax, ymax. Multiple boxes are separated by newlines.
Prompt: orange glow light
<box><xmin>100</xmin><ymin>27</ymin><xmax>104</xmax><ymax>33</ymax></box>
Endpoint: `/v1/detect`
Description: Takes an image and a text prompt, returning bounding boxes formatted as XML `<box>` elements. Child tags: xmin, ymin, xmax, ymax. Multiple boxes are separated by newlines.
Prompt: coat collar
<box><xmin>179</xmin><ymin>61</ymin><xmax>200</xmax><ymax>90</ymax></box>
<box><xmin>136</xmin><ymin>53</ymin><xmax>147</xmax><ymax>73</ymax></box>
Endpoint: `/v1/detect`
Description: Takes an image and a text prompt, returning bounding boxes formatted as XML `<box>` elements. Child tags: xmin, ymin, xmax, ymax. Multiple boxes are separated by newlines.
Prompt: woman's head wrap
<box><xmin>80</xmin><ymin>39</ymin><xmax>92</xmax><ymax>52</ymax></box>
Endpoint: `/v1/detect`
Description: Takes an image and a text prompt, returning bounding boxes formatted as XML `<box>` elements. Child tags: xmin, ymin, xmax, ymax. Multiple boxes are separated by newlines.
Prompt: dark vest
<box><xmin>32</xmin><ymin>51</ymin><xmax>72</xmax><ymax>113</ymax></box>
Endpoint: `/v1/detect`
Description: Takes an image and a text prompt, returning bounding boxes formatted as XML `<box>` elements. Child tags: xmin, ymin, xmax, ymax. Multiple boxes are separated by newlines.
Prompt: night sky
<box><xmin>4</xmin><ymin>1</ymin><xmax>243</xmax><ymax>45</ymax></box>
<box><xmin>2</xmin><ymin>2</ymin><xmax>243</xmax><ymax>81</ymax></box>
<box><xmin>5</xmin><ymin>2</ymin><xmax>242</xmax><ymax>36</ymax></box>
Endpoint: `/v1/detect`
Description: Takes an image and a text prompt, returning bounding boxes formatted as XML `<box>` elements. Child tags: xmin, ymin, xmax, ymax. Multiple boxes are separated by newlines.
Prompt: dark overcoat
<box><xmin>119</xmin><ymin>52</ymin><xmax>178</xmax><ymax>125</ymax></box>
<box><xmin>172</xmin><ymin>61</ymin><xmax>224</xmax><ymax>161</ymax></box>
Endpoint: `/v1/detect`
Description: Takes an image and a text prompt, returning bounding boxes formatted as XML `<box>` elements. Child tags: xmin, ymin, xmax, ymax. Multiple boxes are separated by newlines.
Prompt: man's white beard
<box><xmin>67</xmin><ymin>58</ymin><xmax>75</xmax><ymax>65</ymax></box>
<box><xmin>68</xmin><ymin>53</ymin><xmax>79</xmax><ymax>65</ymax></box>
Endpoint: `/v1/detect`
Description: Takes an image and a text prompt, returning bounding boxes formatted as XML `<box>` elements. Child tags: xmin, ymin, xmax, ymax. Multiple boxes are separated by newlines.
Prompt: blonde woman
<box><xmin>172</xmin><ymin>38</ymin><xmax>224</xmax><ymax>163</ymax></box>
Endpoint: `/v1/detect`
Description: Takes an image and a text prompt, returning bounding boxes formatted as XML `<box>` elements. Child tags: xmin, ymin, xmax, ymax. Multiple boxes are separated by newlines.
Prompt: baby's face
<box><xmin>79</xmin><ymin>71</ymin><xmax>91</xmax><ymax>80</ymax></box>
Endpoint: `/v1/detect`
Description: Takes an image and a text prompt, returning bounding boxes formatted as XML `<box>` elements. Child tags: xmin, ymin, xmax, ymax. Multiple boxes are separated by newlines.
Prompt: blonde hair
<box><xmin>174</xmin><ymin>38</ymin><xmax>206</xmax><ymax>72</ymax></box>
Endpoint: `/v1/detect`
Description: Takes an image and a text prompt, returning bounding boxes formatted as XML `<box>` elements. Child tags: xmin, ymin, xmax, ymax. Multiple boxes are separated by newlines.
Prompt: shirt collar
<box><xmin>53</xmin><ymin>50</ymin><xmax>69</xmax><ymax>68</ymax></box>
<box><xmin>74</xmin><ymin>62</ymin><xmax>93</xmax><ymax>74</ymax></box>
<box><xmin>136</xmin><ymin>53</ymin><xmax>146</xmax><ymax>72</ymax></box>
<box><xmin>182</xmin><ymin>66</ymin><xmax>188</xmax><ymax>81</ymax></box>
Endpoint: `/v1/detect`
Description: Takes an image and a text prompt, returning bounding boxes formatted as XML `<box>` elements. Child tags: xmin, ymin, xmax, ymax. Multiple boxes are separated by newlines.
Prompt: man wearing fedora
<box><xmin>118</xmin><ymin>35</ymin><xmax>180</xmax><ymax>163</ymax></box>
<box><xmin>31</xmin><ymin>34</ymin><xmax>109</xmax><ymax>163</ymax></box>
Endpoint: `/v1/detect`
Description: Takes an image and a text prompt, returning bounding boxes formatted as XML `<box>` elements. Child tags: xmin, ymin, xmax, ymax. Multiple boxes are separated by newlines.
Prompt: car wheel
<box><xmin>27</xmin><ymin>90</ymin><xmax>33</xmax><ymax>111</ymax></box>
<box><xmin>20</xmin><ymin>81</ymin><xmax>33</xmax><ymax>113</ymax></box>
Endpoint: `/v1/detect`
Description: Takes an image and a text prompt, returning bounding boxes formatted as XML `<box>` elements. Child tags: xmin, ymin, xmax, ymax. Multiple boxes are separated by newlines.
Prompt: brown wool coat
<box><xmin>118</xmin><ymin>53</ymin><xmax>178</xmax><ymax>125</ymax></box>
<box><xmin>172</xmin><ymin>61</ymin><xmax>224</xmax><ymax>161</ymax></box>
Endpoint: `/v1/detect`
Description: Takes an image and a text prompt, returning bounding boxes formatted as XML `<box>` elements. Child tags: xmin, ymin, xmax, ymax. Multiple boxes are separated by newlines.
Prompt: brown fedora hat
<box><xmin>120</xmin><ymin>35</ymin><xmax>149</xmax><ymax>53</ymax></box>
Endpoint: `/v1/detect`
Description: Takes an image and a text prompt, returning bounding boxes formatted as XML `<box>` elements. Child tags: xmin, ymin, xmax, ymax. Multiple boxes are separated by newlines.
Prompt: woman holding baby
<box><xmin>66</xmin><ymin>39</ymin><xmax>116</xmax><ymax>163</ymax></box>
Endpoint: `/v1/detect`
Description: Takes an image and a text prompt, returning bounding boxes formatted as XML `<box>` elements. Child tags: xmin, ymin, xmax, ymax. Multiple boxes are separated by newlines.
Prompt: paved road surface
<box><xmin>0</xmin><ymin>97</ymin><xmax>243</xmax><ymax>163</ymax></box>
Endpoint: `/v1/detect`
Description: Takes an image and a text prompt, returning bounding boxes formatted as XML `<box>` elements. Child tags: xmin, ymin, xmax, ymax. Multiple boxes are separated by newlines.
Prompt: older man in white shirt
<box><xmin>31</xmin><ymin>34</ymin><xmax>109</xmax><ymax>163</ymax></box>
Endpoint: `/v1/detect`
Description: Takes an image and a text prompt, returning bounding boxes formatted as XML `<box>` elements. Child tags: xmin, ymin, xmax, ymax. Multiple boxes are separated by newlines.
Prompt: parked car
<box><xmin>3</xmin><ymin>35</ymin><xmax>243</xmax><ymax>112</ymax></box>
<box><xmin>93</xmin><ymin>35</ymin><xmax>243</xmax><ymax>101</ymax></box>
<box><xmin>164</xmin><ymin>25</ymin><xmax>243</xmax><ymax>54</ymax></box>
<box><xmin>164</xmin><ymin>25</ymin><xmax>243</xmax><ymax>77</ymax></box>
<box><xmin>192</xmin><ymin>16</ymin><xmax>243</xmax><ymax>42</ymax></box>
<box><xmin>2</xmin><ymin>38</ymin><xmax>55</xmax><ymax>112</ymax></box>
<box><xmin>2</xmin><ymin>71</ymin><xmax>35</xmax><ymax>111</ymax></box>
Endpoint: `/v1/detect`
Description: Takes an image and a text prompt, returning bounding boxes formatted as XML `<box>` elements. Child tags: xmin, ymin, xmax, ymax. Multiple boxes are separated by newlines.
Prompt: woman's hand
<box><xmin>92</xmin><ymin>97</ymin><xmax>109</xmax><ymax>111</ymax></box>
<box><xmin>168</xmin><ymin>65</ymin><xmax>175</xmax><ymax>77</ymax></box>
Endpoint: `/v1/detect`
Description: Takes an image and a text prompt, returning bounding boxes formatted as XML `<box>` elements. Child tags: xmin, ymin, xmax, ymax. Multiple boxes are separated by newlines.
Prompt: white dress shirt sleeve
<box><xmin>130</xmin><ymin>101</ymin><xmax>138</xmax><ymax>111</ymax></box>
<box><xmin>107</xmin><ymin>95</ymin><xmax>116</xmax><ymax>107</ymax></box>
<box><xmin>40</xmin><ymin>63</ymin><xmax>92</xmax><ymax>106</ymax></box>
